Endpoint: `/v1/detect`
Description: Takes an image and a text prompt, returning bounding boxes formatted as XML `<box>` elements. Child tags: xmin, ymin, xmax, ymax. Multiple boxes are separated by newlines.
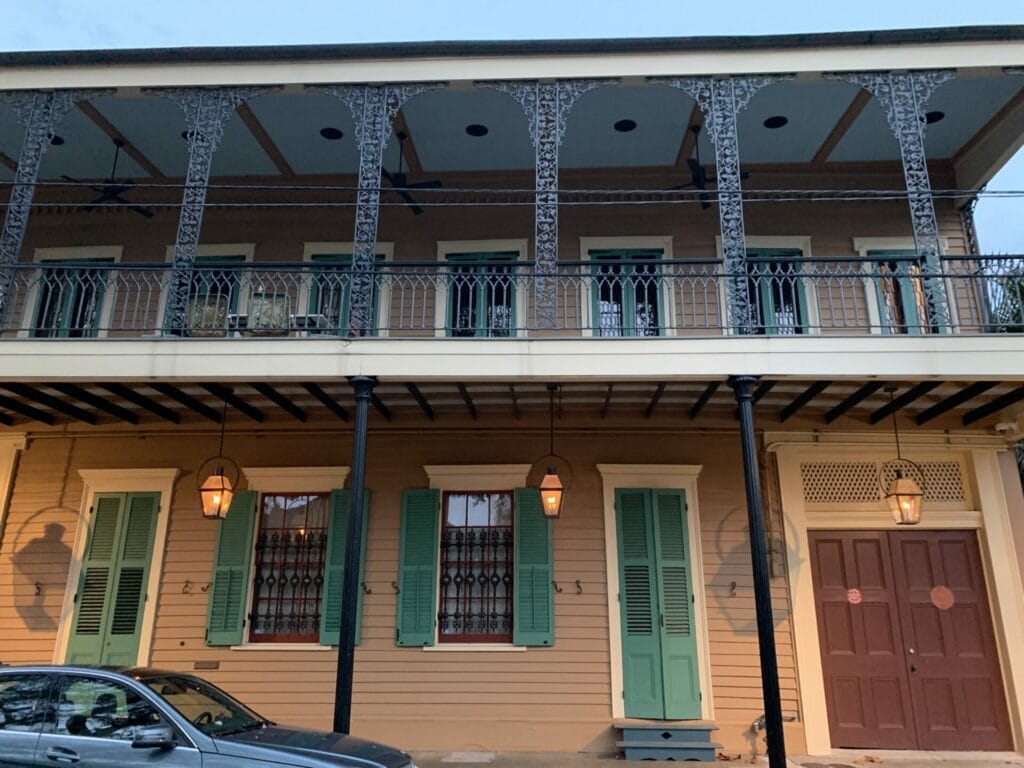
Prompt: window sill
<box><xmin>229</xmin><ymin>643</ymin><xmax>334</xmax><ymax>651</ymax></box>
<box><xmin>423</xmin><ymin>643</ymin><xmax>526</xmax><ymax>652</ymax></box>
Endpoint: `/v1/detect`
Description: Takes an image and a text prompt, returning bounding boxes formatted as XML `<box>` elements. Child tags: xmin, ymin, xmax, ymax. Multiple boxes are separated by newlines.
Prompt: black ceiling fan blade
<box><xmin>62</xmin><ymin>174</ymin><xmax>107</xmax><ymax>196</ymax></box>
<box><xmin>381</xmin><ymin>166</ymin><xmax>425</xmax><ymax>214</ymax></box>
<box><xmin>407</xmin><ymin>179</ymin><xmax>442</xmax><ymax>190</ymax></box>
<box><xmin>395</xmin><ymin>188</ymin><xmax>424</xmax><ymax>215</ymax></box>
<box><xmin>127</xmin><ymin>203</ymin><xmax>156</xmax><ymax>219</ymax></box>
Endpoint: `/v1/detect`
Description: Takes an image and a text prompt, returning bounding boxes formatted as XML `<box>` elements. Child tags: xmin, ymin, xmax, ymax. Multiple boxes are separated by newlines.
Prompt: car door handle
<box><xmin>44</xmin><ymin>746</ymin><xmax>80</xmax><ymax>764</ymax></box>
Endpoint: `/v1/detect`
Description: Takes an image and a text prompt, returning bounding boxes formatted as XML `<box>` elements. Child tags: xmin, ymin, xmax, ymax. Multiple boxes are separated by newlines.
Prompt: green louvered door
<box><xmin>66</xmin><ymin>493</ymin><xmax>159</xmax><ymax>666</ymax></box>
<box><xmin>616</xmin><ymin>488</ymin><xmax>700</xmax><ymax>719</ymax></box>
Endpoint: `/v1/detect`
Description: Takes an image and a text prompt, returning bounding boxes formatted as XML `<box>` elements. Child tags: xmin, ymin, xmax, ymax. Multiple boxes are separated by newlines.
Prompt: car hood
<box><xmin>215</xmin><ymin>725</ymin><xmax>412</xmax><ymax>768</ymax></box>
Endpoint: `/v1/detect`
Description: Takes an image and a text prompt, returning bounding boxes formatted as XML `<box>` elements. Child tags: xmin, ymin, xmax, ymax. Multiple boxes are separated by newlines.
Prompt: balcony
<box><xmin>2</xmin><ymin>255</ymin><xmax>1022</xmax><ymax>339</ymax></box>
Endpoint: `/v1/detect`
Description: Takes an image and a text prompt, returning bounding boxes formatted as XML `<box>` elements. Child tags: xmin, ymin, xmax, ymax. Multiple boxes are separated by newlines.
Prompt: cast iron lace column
<box><xmin>314</xmin><ymin>83</ymin><xmax>445</xmax><ymax>336</ymax></box>
<box><xmin>479</xmin><ymin>79</ymin><xmax>616</xmax><ymax>330</ymax></box>
<box><xmin>729</xmin><ymin>375</ymin><xmax>786</xmax><ymax>768</ymax></box>
<box><xmin>825</xmin><ymin>70</ymin><xmax>954</xmax><ymax>329</ymax></box>
<box><xmin>651</xmin><ymin>75</ymin><xmax>789</xmax><ymax>333</ymax></box>
<box><xmin>146</xmin><ymin>87</ymin><xmax>275</xmax><ymax>335</ymax></box>
<box><xmin>0</xmin><ymin>89</ymin><xmax>110</xmax><ymax>324</ymax></box>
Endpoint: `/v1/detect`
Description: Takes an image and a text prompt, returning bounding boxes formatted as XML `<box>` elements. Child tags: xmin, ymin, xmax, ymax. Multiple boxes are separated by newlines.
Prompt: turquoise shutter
<box><xmin>513</xmin><ymin>488</ymin><xmax>554</xmax><ymax>646</ymax></box>
<box><xmin>101</xmin><ymin>493</ymin><xmax>159</xmax><ymax>666</ymax></box>
<box><xmin>395</xmin><ymin>489</ymin><xmax>439</xmax><ymax>646</ymax></box>
<box><xmin>616</xmin><ymin>489</ymin><xmax>664</xmax><ymax>717</ymax></box>
<box><xmin>320</xmin><ymin>489</ymin><xmax>370</xmax><ymax>646</ymax></box>
<box><xmin>206</xmin><ymin>490</ymin><xmax>257</xmax><ymax>646</ymax></box>
<box><xmin>67</xmin><ymin>494</ymin><xmax>125</xmax><ymax>664</ymax></box>
<box><xmin>652</xmin><ymin>489</ymin><xmax>701</xmax><ymax>719</ymax></box>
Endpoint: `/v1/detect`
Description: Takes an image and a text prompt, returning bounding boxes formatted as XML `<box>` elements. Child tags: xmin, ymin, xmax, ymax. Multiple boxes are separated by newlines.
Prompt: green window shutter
<box><xmin>320</xmin><ymin>489</ymin><xmax>370</xmax><ymax>646</ymax></box>
<box><xmin>67</xmin><ymin>494</ymin><xmax>126</xmax><ymax>665</ymax></box>
<box><xmin>395</xmin><ymin>489</ymin><xmax>439</xmax><ymax>646</ymax></box>
<box><xmin>206</xmin><ymin>490</ymin><xmax>257</xmax><ymax>646</ymax></box>
<box><xmin>616</xmin><ymin>488</ymin><xmax>664</xmax><ymax>718</ymax></box>
<box><xmin>513</xmin><ymin>488</ymin><xmax>554</xmax><ymax>646</ymax></box>
<box><xmin>652</xmin><ymin>489</ymin><xmax>701</xmax><ymax>719</ymax></box>
<box><xmin>101</xmin><ymin>493</ymin><xmax>159</xmax><ymax>666</ymax></box>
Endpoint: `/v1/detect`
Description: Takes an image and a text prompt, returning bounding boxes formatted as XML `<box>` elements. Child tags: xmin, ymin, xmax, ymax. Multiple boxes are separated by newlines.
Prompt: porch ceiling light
<box><xmin>880</xmin><ymin>386</ymin><xmax>925</xmax><ymax>526</ymax></box>
<box><xmin>196</xmin><ymin>397</ymin><xmax>241</xmax><ymax>519</ymax></box>
<box><xmin>531</xmin><ymin>384</ymin><xmax>573</xmax><ymax>519</ymax></box>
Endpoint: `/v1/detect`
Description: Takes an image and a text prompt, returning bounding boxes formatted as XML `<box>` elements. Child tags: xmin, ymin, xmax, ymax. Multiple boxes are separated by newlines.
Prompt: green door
<box><xmin>66</xmin><ymin>493</ymin><xmax>159</xmax><ymax>666</ymax></box>
<box><xmin>616</xmin><ymin>488</ymin><xmax>700</xmax><ymax>719</ymax></box>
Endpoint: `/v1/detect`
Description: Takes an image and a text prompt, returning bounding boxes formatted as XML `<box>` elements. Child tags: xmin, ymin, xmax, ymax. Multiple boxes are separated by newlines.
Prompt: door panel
<box><xmin>890</xmin><ymin>531</ymin><xmax>1013</xmax><ymax>750</ymax></box>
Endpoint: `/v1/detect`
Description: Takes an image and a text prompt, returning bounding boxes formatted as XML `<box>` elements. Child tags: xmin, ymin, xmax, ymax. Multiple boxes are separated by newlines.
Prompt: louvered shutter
<box><xmin>615</xmin><ymin>488</ymin><xmax>664</xmax><ymax>717</ymax></box>
<box><xmin>66</xmin><ymin>494</ymin><xmax>125</xmax><ymax>664</ymax></box>
<box><xmin>101</xmin><ymin>493</ymin><xmax>159</xmax><ymax>666</ymax></box>
<box><xmin>320</xmin><ymin>489</ymin><xmax>369</xmax><ymax>646</ymax></box>
<box><xmin>395</xmin><ymin>489</ymin><xmax>439</xmax><ymax>647</ymax></box>
<box><xmin>652</xmin><ymin>489</ymin><xmax>700</xmax><ymax>718</ymax></box>
<box><xmin>206</xmin><ymin>490</ymin><xmax>257</xmax><ymax>646</ymax></box>
<box><xmin>513</xmin><ymin>488</ymin><xmax>554</xmax><ymax>646</ymax></box>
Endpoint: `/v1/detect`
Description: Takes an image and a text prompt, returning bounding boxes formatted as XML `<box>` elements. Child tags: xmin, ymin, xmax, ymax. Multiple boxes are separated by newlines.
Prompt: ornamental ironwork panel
<box><xmin>479</xmin><ymin>79</ymin><xmax>617</xmax><ymax>329</ymax></box>
<box><xmin>0</xmin><ymin>89</ymin><xmax>110</xmax><ymax>322</ymax></box>
<box><xmin>146</xmin><ymin>86</ymin><xmax>275</xmax><ymax>334</ymax></box>
<box><xmin>824</xmin><ymin>70</ymin><xmax>954</xmax><ymax>327</ymax></box>
<box><xmin>314</xmin><ymin>83</ymin><xmax>446</xmax><ymax>335</ymax></box>
<box><xmin>652</xmin><ymin>75</ymin><xmax>789</xmax><ymax>333</ymax></box>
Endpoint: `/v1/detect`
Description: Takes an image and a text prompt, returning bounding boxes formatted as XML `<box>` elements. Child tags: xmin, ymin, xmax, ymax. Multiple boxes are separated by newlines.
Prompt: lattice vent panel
<box><xmin>881</xmin><ymin>461</ymin><xmax>965</xmax><ymax>502</ymax></box>
<box><xmin>801</xmin><ymin>462</ymin><xmax>879</xmax><ymax>503</ymax></box>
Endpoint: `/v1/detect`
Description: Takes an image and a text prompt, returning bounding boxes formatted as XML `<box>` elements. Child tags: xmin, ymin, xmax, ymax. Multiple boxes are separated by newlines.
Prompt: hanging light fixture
<box><xmin>531</xmin><ymin>385</ymin><xmax>572</xmax><ymax>518</ymax></box>
<box><xmin>880</xmin><ymin>386</ymin><xmax>925</xmax><ymax>525</ymax></box>
<box><xmin>196</xmin><ymin>397</ymin><xmax>240</xmax><ymax>519</ymax></box>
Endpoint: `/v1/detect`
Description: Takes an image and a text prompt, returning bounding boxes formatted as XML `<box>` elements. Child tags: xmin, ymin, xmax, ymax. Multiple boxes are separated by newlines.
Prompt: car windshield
<box><xmin>139</xmin><ymin>674</ymin><xmax>267</xmax><ymax>737</ymax></box>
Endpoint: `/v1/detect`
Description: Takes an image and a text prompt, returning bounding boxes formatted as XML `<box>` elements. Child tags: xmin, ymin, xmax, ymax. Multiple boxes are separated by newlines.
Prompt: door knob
<box><xmin>910</xmin><ymin>664</ymin><xmax>918</xmax><ymax>673</ymax></box>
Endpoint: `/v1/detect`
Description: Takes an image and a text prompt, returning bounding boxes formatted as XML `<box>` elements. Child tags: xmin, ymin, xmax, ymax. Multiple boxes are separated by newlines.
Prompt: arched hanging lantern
<box><xmin>879</xmin><ymin>386</ymin><xmax>925</xmax><ymax>526</ymax></box>
<box><xmin>196</xmin><ymin>398</ymin><xmax>241</xmax><ymax>519</ymax></box>
<box><xmin>530</xmin><ymin>385</ymin><xmax>573</xmax><ymax>518</ymax></box>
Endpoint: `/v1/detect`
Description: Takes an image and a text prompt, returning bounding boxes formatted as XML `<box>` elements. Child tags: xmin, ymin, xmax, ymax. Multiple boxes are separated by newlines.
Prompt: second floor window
<box><xmin>746</xmin><ymin>248</ymin><xmax>808</xmax><ymax>335</ymax></box>
<box><xmin>187</xmin><ymin>254</ymin><xmax>245</xmax><ymax>335</ymax></box>
<box><xmin>307</xmin><ymin>253</ymin><xmax>383</xmax><ymax>335</ymax></box>
<box><xmin>32</xmin><ymin>258</ymin><xmax>113</xmax><ymax>338</ymax></box>
<box><xmin>590</xmin><ymin>249</ymin><xmax>663</xmax><ymax>337</ymax></box>
<box><xmin>446</xmin><ymin>252</ymin><xmax>515</xmax><ymax>337</ymax></box>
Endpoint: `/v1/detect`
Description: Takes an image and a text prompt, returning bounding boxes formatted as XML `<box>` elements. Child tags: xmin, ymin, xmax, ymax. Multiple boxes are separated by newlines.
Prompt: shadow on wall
<box><xmin>11</xmin><ymin>516</ymin><xmax>74</xmax><ymax>632</ymax></box>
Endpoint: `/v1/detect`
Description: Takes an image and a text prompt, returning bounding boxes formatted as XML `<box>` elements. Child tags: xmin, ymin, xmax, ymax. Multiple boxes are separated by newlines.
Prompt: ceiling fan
<box><xmin>671</xmin><ymin>124</ymin><xmax>748</xmax><ymax>210</ymax></box>
<box><xmin>380</xmin><ymin>131</ymin><xmax>441</xmax><ymax>215</ymax></box>
<box><xmin>62</xmin><ymin>138</ymin><xmax>154</xmax><ymax>218</ymax></box>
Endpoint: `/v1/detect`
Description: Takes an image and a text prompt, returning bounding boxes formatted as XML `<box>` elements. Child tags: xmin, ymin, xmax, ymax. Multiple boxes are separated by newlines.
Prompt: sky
<box><xmin>1</xmin><ymin>0</ymin><xmax>1021</xmax><ymax>252</ymax></box>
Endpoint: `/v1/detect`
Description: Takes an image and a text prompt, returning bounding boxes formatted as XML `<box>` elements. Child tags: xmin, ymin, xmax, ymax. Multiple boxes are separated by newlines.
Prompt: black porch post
<box><xmin>729</xmin><ymin>375</ymin><xmax>786</xmax><ymax>768</ymax></box>
<box><xmin>333</xmin><ymin>375</ymin><xmax>376</xmax><ymax>733</ymax></box>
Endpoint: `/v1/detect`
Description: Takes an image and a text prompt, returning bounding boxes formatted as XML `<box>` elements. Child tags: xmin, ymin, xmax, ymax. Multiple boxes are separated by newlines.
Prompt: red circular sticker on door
<box><xmin>846</xmin><ymin>588</ymin><xmax>863</xmax><ymax>605</ymax></box>
<box><xmin>930</xmin><ymin>585</ymin><xmax>955</xmax><ymax>610</ymax></box>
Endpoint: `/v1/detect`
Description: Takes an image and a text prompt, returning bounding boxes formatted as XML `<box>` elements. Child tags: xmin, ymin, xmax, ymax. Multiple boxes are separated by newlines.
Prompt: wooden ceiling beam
<box><xmin>370</xmin><ymin>393</ymin><xmax>392</xmax><ymax>422</ymax></box>
<box><xmin>150</xmin><ymin>383</ymin><xmax>221</xmax><ymax>423</ymax></box>
<box><xmin>0</xmin><ymin>393</ymin><xmax>54</xmax><ymax>425</ymax></box>
<box><xmin>601</xmin><ymin>384</ymin><xmax>614</xmax><ymax>419</ymax></box>
<box><xmin>869</xmin><ymin>382</ymin><xmax>942</xmax><ymax>425</ymax></box>
<box><xmin>456</xmin><ymin>383</ymin><xmax>477</xmax><ymax>421</ymax></box>
<box><xmin>689</xmin><ymin>381</ymin><xmax>720</xmax><ymax>420</ymax></box>
<box><xmin>251</xmin><ymin>383</ymin><xmax>306</xmax><ymax>422</ymax></box>
<box><xmin>77</xmin><ymin>101</ymin><xmax>166</xmax><ymax>179</ymax></box>
<box><xmin>780</xmin><ymin>381</ymin><xmax>832</xmax><ymax>423</ymax></box>
<box><xmin>201</xmin><ymin>383</ymin><xmax>264</xmax><ymax>423</ymax></box>
<box><xmin>645</xmin><ymin>383</ymin><xmax>667</xmax><ymax>419</ymax></box>
<box><xmin>406</xmin><ymin>383</ymin><xmax>434</xmax><ymax>421</ymax></box>
<box><xmin>674</xmin><ymin>104</ymin><xmax>704</xmax><ymax>171</ymax></box>
<box><xmin>0</xmin><ymin>383</ymin><xmax>96</xmax><ymax>424</ymax></box>
<box><xmin>0</xmin><ymin>152</ymin><xmax>16</xmax><ymax>172</ymax></box>
<box><xmin>811</xmin><ymin>89</ymin><xmax>871</xmax><ymax>165</ymax></box>
<box><xmin>825</xmin><ymin>381</ymin><xmax>885</xmax><ymax>424</ymax></box>
<box><xmin>50</xmin><ymin>383</ymin><xmax>138</xmax><ymax>424</ymax></box>
<box><xmin>916</xmin><ymin>381</ymin><xmax>997</xmax><ymax>425</ymax></box>
<box><xmin>962</xmin><ymin>385</ymin><xmax>1024</xmax><ymax>426</ymax></box>
<box><xmin>392</xmin><ymin>110</ymin><xmax>424</xmax><ymax>176</ymax></box>
<box><xmin>98</xmin><ymin>383</ymin><xmax>179</xmax><ymax>423</ymax></box>
<box><xmin>237</xmin><ymin>102</ymin><xmax>295</xmax><ymax>177</ymax></box>
<box><xmin>303</xmin><ymin>383</ymin><xmax>349</xmax><ymax>422</ymax></box>
<box><xmin>508</xmin><ymin>385</ymin><xmax>521</xmax><ymax>421</ymax></box>
<box><xmin>0</xmin><ymin>410</ymin><xmax>12</xmax><ymax>426</ymax></box>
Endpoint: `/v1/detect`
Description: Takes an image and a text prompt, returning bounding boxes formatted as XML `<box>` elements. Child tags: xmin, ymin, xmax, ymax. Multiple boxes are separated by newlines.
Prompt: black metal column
<box><xmin>333</xmin><ymin>375</ymin><xmax>375</xmax><ymax>733</ymax></box>
<box><xmin>729</xmin><ymin>375</ymin><xmax>786</xmax><ymax>768</ymax></box>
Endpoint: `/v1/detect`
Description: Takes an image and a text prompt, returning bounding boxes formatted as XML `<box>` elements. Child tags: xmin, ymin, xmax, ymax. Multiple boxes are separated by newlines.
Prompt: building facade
<box><xmin>1</xmin><ymin>27</ymin><xmax>1024</xmax><ymax>757</ymax></box>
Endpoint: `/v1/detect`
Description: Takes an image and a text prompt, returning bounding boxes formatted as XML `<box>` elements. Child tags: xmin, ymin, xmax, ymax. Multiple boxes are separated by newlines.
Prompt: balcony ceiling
<box><xmin>0</xmin><ymin>378</ymin><xmax>1020</xmax><ymax>433</ymax></box>
<box><xmin>0</xmin><ymin>75</ymin><xmax>1021</xmax><ymax>184</ymax></box>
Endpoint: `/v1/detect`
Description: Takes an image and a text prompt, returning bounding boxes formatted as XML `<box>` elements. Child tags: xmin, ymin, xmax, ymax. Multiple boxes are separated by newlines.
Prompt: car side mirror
<box><xmin>131</xmin><ymin>724</ymin><xmax>176</xmax><ymax>750</ymax></box>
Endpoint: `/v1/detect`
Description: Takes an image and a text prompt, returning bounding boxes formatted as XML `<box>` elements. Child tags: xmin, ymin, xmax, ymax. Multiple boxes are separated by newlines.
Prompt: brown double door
<box><xmin>809</xmin><ymin>530</ymin><xmax>1012</xmax><ymax>750</ymax></box>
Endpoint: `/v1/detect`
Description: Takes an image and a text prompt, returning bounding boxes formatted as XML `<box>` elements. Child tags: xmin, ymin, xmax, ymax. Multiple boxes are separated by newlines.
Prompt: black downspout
<box><xmin>729</xmin><ymin>375</ymin><xmax>787</xmax><ymax>768</ymax></box>
<box><xmin>333</xmin><ymin>375</ymin><xmax>375</xmax><ymax>734</ymax></box>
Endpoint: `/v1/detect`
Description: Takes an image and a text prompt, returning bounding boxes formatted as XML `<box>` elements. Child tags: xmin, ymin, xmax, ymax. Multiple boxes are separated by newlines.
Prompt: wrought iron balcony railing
<box><xmin>1</xmin><ymin>255</ymin><xmax>1022</xmax><ymax>339</ymax></box>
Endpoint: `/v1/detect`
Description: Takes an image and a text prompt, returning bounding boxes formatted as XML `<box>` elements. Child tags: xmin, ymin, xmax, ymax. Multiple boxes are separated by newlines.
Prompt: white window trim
<box><xmin>852</xmin><ymin>236</ymin><xmax>956</xmax><ymax>335</ymax></box>
<box><xmin>157</xmin><ymin>243</ymin><xmax>255</xmax><ymax>333</ymax></box>
<box><xmin>596</xmin><ymin>463</ymin><xmax>712</xmax><ymax>721</ymax></box>
<box><xmin>578</xmin><ymin>235</ymin><xmax>675</xmax><ymax>338</ymax></box>
<box><xmin>232</xmin><ymin>466</ymin><xmax>350</xmax><ymax>650</ymax></box>
<box><xmin>715</xmin><ymin>235</ymin><xmax>819</xmax><ymax>336</ymax></box>
<box><xmin>434</xmin><ymin>239</ymin><xmax>529</xmax><ymax>339</ymax></box>
<box><xmin>300</xmin><ymin>241</ymin><xmax>394</xmax><ymax>337</ymax></box>
<box><xmin>55</xmin><ymin>468</ymin><xmax>180</xmax><ymax>667</ymax></box>
<box><xmin>21</xmin><ymin>246</ymin><xmax>124</xmax><ymax>339</ymax></box>
<box><xmin>0</xmin><ymin>434</ymin><xmax>27</xmax><ymax>550</ymax></box>
<box><xmin>423</xmin><ymin>464</ymin><xmax>532</xmax><ymax>650</ymax></box>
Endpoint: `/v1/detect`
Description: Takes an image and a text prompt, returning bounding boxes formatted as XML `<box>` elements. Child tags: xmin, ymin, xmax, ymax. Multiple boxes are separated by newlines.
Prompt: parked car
<box><xmin>0</xmin><ymin>664</ymin><xmax>415</xmax><ymax>768</ymax></box>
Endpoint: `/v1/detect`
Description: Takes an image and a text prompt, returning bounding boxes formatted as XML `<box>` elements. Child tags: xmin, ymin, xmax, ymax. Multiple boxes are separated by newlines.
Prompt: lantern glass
<box><xmin>199</xmin><ymin>466</ymin><xmax>234</xmax><ymax>519</ymax></box>
<box><xmin>885</xmin><ymin>471</ymin><xmax>923</xmax><ymax>525</ymax></box>
<box><xmin>539</xmin><ymin>466</ymin><xmax>564</xmax><ymax>518</ymax></box>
